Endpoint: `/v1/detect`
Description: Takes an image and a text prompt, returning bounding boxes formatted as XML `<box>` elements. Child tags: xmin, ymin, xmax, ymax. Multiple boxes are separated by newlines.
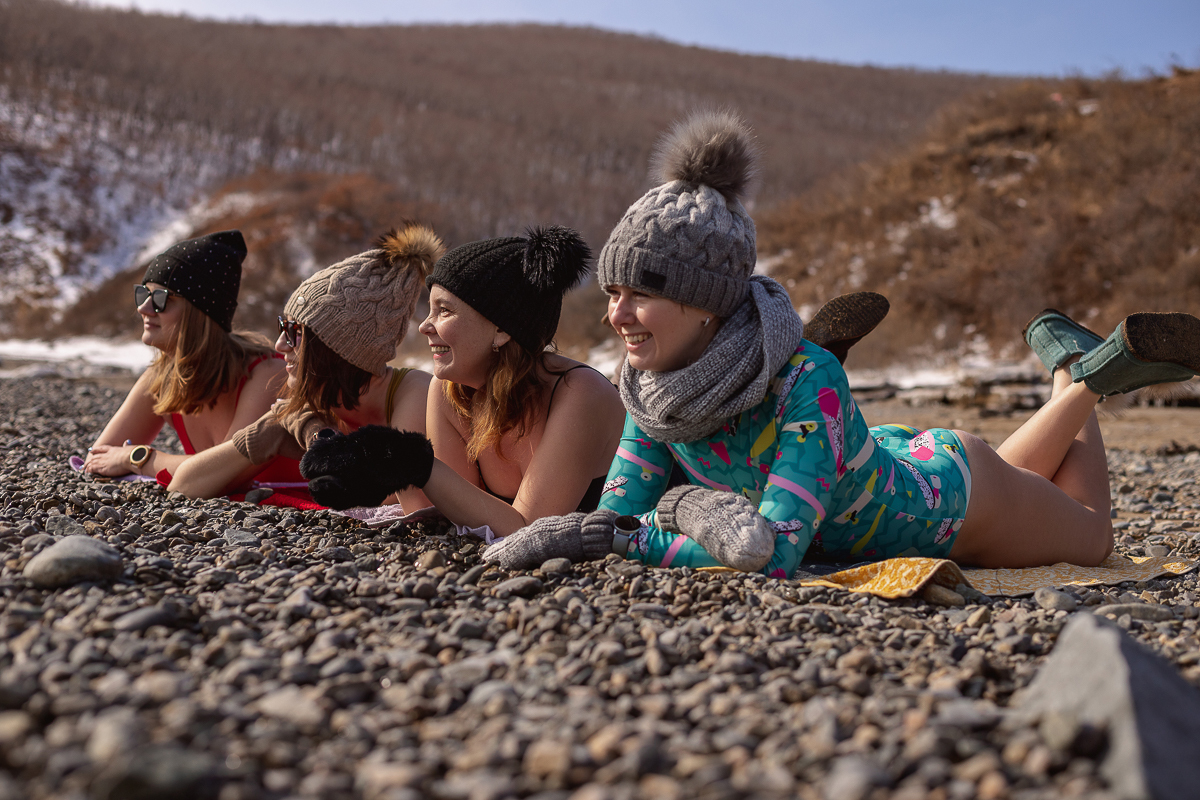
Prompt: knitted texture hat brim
<box><xmin>142</xmin><ymin>230</ymin><xmax>246</xmax><ymax>331</ymax></box>
<box><xmin>285</xmin><ymin>225</ymin><xmax>444</xmax><ymax>375</ymax></box>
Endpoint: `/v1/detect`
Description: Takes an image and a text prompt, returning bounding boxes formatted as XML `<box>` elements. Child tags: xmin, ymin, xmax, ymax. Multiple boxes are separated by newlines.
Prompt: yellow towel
<box><xmin>793</xmin><ymin>554</ymin><xmax>1197</xmax><ymax>599</ymax></box>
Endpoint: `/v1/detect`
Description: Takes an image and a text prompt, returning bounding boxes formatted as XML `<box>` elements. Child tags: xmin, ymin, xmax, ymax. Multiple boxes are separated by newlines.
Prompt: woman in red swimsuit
<box><xmin>168</xmin><ymin>223</ymin><xmax>442</xmax><ymax>511</ymax></box>
<box><xmin>83</xmin><ymin>231</ymin><xmax>286</xmax><ymax>480</ymax></box>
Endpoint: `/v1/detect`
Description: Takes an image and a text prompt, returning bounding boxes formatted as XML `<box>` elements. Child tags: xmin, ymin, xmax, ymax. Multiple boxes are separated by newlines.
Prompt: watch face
<box><xmin>131</xmin><ymin>446</ymin><xmax>151</xmax><ymax>466</ymax></box>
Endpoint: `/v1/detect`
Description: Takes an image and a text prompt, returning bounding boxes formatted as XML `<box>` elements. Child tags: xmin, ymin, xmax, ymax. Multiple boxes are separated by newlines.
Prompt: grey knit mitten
<box><xmin>483</xmin><ymin>509</ymin><xmax>618</xmax><ymax>571</ymax></box>
<box><xmin>656</xmin><ymin>485</ymin><xmax>775</xmax><ymax>572</ymax></box>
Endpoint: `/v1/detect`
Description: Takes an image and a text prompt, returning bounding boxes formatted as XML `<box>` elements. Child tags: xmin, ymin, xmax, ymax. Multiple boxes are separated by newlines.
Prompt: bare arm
<box><xmin>83</xmin><ymin>370</ymin><xmax>166</xmax><ymax>476</ymax></box>
<box><xmin>387</xmin><ymin>370</ymin><xmax>434</xmax><ymax>512</ymax></box>
<box><xmin>422</xmin><ymin>369</ymin><xmax>625</xmax><ymax>537</ymax></box>
<box><xmin>167</xmin><ymin>439</ymin><xmax>264</xmax><ymax>499</ymax></box>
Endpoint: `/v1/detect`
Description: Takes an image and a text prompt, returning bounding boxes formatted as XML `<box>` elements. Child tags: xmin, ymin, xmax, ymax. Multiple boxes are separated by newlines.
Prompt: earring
<box><xmin>702</xmin><ymin>317</ymin><xmax>711</xmax><ymax>327</ymax></box>
<box><xmin>492</xmin><ymin>342</ymin><xmax>499</xmax><ymax>352</ymax></box>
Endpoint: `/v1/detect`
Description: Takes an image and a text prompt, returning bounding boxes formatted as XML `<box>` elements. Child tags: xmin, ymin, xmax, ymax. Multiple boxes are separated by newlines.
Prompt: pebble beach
<box><xmin>3</xmin><ymin>375</ymin><xmax>1200</xmax><ymax>800</ymax></box>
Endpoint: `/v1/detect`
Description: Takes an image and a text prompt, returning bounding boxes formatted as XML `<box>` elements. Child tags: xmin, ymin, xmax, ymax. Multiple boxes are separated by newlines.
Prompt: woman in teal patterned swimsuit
<box><xmin>486</xmin><ymin>110</ymin><xmax>1200</xmax><ymax>576</ymax></box>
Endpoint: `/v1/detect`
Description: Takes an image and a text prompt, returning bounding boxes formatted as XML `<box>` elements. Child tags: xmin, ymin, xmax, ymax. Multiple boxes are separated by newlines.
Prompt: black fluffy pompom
<box><xmin>523</xmin><ymin>226</ymin><xmax>591</xmax><ymax>293</ymax></box>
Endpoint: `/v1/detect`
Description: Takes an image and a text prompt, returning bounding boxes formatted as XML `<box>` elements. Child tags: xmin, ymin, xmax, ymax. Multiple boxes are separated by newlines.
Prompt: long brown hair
<box><xmin>147</xmin><ymin>300</ymin><xmax>275</xmax><ymax>416</ymax></box>
<box><xmin>279</xmin><ymin>326</ymin><xmax>374</xmax><ymax>422</ymax></box>
<box><xmin>445</xmin><ymin>342</ymin><xmax>565</xmax><ymax>462</ymax></box>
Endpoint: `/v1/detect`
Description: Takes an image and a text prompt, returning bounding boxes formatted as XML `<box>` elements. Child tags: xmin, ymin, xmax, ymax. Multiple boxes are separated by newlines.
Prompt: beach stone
<box><xmin>113</xmin><ymin>605</ymin><xmax>177</xmax><ymax>632</ymax></box>
<box><xmin>0</xmin><ymin>711</ymin><xmax>32</xmax><ymax>747</ymax></box>
<box><xmin>21</xmin><ymin>533</ymin><xmax>53</xmax><ymax>551</ymax></box>
<box><xmin>45</xmin><ymin>515</ymin><xmax>86</xmax><ymax>537</ymax></box>
<box><xmin>1034</xmin><ymin>587</ymin><xmax>1078</xmax><ymax>612</ymax></box>
<box><xmin>93</xmin><ymin>745</ymin><xmax>222</xmax><ymax>800</ymax></box>
<box><xmin>1093</xmin><ymin>603</ymin><xmax>1174</xmax><ymax>622</ymax></box>
<box><xmin>357</xmin><ymin>762</ymin><xmax>428</xmax><ymax>799</ymax></box>
<box><xmin>244</xmin><ymin>487</ymin><xmax>274</xmax><ymax>504</ymax></box>
<box><xmin>87</xmin><ymin>708</ymin><xmax>141</xmax><ymax>762</ymax></box>
<box><xmin>159</xmin><ymin>510</ymin><xmax>184</xmax><ymax>527</ymax></box>
<box><xmin>23</xmin><ymin>534</ymin><xmax>123</xmax><ymax>588</ymax></box>
<box><xmin>416</xmin><ymin>550</ymin><xmax>446</xmax><ymax>570</ymax></box>
<box><xmin>824</xmin><ymin>756</ymin><xmax>888</xmax><ymax>800</ymax></box>
<box><xmin>493</xmin><ymin>577</ymin><xmax>542</xmax><ymax>598</ymax></box>
<box><xmin>1013</xmin><ymin>614</ymin><xmax>1200</xmax><ymax>800</ymax></box>
<box><xmin>257</xmin><ymin>686</ymin><xmax>326</xmax><ymax>730</ymax></box>
<box><xmin>524</xmin><ymin>738</ymin><xmax>572</xmax><ymax>778</ymax></box>
<box><xmin>540</xmin><ymin>557</ymin><xmax>572</xmax><ymax>574</ymax></box>
<box><xmin>922</xmin><ymin>584</ymin><xmax>965</xmax><ymax>607</ymax></box>
<box><xmin>224</xmin><ymin>528</ymin><xmax>261</xmax><ymax>547</ymax></box>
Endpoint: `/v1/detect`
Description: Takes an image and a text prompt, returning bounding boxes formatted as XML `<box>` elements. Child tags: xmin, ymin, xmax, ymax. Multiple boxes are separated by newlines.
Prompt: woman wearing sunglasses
<box><xmin>84</xmin><ymin>231</ymin><xmax>287</xmax><ymax>480</ymax></box>
<box><xmin>167</xmin><ymin>223</ymin><xmax>443</xmax><ymax>510</ymax></box>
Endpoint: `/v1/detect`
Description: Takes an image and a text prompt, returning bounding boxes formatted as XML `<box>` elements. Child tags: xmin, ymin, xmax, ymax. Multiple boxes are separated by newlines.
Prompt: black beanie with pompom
<box><xmin>426</xmin><ymin>226</ymin><xmax>591</xmax><ymax>354</ymax></box>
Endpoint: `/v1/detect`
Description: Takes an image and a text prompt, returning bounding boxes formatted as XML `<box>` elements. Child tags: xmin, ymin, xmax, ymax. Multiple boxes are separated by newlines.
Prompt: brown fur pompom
<box><xmin>377</xmin><ymin>222</ymin><xmax>445</xmax><ymax>278</ymax></box>
<box><xmin>650</xmin><ymin>108</ymin><xmax>760</xmax><ymax>202</ymax></box>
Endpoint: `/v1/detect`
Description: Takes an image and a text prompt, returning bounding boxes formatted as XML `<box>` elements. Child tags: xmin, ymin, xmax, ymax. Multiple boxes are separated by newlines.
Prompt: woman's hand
<box><xmin>82</xmin><ymin>444</ymin><xmax>136</xmax><ymax>477</ymax></box>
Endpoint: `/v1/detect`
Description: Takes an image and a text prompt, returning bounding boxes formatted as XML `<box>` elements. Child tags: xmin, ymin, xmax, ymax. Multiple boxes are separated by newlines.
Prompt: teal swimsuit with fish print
<box><xmin>598</xmin><ymin>341</ymin><xmax>973</xmax><ymax>578</ymax></box>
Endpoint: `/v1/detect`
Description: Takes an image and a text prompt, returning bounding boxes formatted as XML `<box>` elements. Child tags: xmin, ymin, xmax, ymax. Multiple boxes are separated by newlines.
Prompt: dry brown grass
<box><xmin>758</xmin><ymin>70</ymin><xmax>1200</xmax><ymax>368</ymax></box>
<box><xmin>0</xmin><ymin>0</ymin><xmax>999</xmax><ymax>246</ymax></box>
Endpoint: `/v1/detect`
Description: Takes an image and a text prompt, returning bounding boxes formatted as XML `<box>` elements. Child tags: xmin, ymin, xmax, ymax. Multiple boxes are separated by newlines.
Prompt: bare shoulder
<box><xmin>399</xmin><ymin>367</ymin><xmax>433</xmax><ymax>394</ymax></box>
<box><xmin>427</xmin><ymin>376</ymin><xmax>469</xmax><ymax>433</ymax></box>
<box><xmin>545</xmin><ymin>357</ymin><xmax>622</xmax><ymax>415</ymax></box>
<box><xmin>391</xmin><ymin>368</ymin><xmax>433</xmax><ymax>431</ymax></box>
<box><xmin>249</xmin><ymin>355</ymin><xmax>286</xmax><ymax>378</ymax></box>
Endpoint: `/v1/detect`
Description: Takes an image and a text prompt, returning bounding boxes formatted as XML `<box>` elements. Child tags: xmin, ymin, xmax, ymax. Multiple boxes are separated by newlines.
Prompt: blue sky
<box><xmin>86</xmin><ymin>0</ymin><xmax>1199</xmax><ymax>76</ymax></box>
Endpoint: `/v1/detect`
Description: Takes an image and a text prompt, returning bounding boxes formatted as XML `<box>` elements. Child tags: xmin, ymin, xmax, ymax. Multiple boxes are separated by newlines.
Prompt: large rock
<box><xmin>1012</xmin><ymin>613</ymin><xmax>1200</xmax><ymax>800</ymax></box>
<box><xmin>23</xmin><ymin>535</ymin><xmax>123</xmax><ymax>588</ymax></box>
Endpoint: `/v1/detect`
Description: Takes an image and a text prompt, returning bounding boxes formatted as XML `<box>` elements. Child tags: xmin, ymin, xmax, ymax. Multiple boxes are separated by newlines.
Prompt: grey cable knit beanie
<box><xmin>284</xmin><ymin>224</ymin><xmax>445</xmax><ymax>375</ymax></box>
<box><xmin>597</xmin><ymin>109</ymin><xmax>761</xmax><ymax>317</ymax></box>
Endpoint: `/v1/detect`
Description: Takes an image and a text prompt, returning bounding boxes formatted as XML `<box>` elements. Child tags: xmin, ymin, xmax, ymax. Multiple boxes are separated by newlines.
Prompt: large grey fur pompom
<box><xmin>649</xmin><ymin>108</ymin><xmax>760</xmax><ymax>202</ymax></box>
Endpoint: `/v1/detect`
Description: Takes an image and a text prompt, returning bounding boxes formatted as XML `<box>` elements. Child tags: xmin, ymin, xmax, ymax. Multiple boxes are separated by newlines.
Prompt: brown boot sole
<box><xmin>806</xmin><ymin>292</ymin><xmax>890</xmax><ymax>352</ymax></box>
<box><xmin>1123</xmin><ymin>312</ymin><xmax>1200</xmax><ymax>371</ymax></box>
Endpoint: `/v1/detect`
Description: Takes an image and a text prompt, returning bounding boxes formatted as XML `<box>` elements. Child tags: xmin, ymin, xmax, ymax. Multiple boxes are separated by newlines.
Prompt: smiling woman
<box><xmin>297</xmin><ymin>226</ymin><xmax>627</xmax><ymax>537</ymax></box>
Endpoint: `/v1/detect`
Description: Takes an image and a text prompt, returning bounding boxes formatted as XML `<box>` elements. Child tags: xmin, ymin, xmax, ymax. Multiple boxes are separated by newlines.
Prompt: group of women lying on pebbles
<box><xmin>83</xmin><ymin>109</ymin><xmax>1200</xmax><ymax>579</ymax></box>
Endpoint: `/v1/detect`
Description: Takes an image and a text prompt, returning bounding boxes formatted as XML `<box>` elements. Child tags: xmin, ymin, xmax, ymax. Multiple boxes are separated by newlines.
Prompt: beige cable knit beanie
<box><xmin>284</xmin><ymin>223</ymin><xmax>445</xmax><ymax>375</ymax></box>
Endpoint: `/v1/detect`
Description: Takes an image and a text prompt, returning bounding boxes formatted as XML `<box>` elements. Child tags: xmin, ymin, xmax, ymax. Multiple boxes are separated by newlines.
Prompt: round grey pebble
<box><xmin>23</xmin><ymin>535</ymin><xmax>123</xmax><ymax>588</ymax></box>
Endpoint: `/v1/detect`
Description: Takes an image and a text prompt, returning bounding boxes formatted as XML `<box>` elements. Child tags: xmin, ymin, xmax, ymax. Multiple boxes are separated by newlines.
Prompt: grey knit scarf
<box><xmin>619</xmin><ymin>276</ymin><xmax>805</xmax><ymax>443</ymax></box>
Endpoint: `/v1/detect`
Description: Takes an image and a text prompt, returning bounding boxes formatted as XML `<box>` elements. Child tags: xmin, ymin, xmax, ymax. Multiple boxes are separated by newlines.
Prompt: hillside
<box><xmin>758</xmin><ymin>69</ymin><xmax>1200</xmax><ymax>367</ymax></box>
<box><xmin>0</xmin><ymin>0</ymin><xmax>1002</xmax><ymax>340</ymax></box>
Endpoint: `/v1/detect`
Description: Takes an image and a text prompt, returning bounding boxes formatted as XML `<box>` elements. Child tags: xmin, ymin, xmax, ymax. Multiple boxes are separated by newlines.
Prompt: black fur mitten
<box><xmin>300</xmin><ymin>425</ymin><xmax>434</xmax><ymax>510</ymax></box>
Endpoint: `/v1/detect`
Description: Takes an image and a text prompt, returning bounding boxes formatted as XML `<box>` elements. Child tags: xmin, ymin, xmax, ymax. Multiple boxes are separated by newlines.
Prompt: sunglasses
<box><xmin>134</xmin><ymin>284</ymin><xmax>172</xmax><ymax>313</ymax></box>
<box><xmin>278</xmin><ymin>316</ymin><xmax>303</xmax><ymax>348</ymax></box>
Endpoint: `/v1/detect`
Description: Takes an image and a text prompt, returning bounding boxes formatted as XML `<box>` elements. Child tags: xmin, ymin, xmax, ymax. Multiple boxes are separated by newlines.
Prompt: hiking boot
<box><xmin>1070</xmin><ymin>312</ymin><xmax>1200</xmax><ymax>395</ymax></box>
<box><xmin>1022</xmin><ymin>308</ymin><xmax>1104</xmax><ymax>374</ymax></box>
<box><xmin>806</xmin><ymin>292</ymin><xmax>890</xmax><ymax>365</ymax></box>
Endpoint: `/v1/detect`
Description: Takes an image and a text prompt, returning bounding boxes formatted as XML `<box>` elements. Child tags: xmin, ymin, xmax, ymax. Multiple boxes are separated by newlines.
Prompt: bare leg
<box><xmin>996</xmin><ymin>360</ymin><xmax>1099</xmax><ymax>480</ymax></box>
<box><xmin>950</xmin><ymin>433</ymin><xmax>1113</xmax><ymax>567</ymax></box>
<box><xmin>950</xmin><ymin>361</ymin><xmax>1113</xmax><ymax>568</ymax></box>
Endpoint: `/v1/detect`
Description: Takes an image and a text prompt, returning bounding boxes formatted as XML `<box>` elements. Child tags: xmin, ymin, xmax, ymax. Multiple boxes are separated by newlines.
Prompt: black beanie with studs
<box><xmin>142</xmin><ymin>230</ymin><xmax>246</xmax><ymax>331</ymax></box>
<box><xmin>426</xmin><ymin>226</ymin><xmax>591</xmax><ymax>355</ymax></box>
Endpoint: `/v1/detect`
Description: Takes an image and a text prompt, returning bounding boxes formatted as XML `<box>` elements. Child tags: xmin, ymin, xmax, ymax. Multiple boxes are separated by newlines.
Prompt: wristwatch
<box><xmin>129</xmin><ymin>445</ymin><xmax>153</xmax><ymax>472</ymax></box>
<box><xmin>612</xmin><ymin>515</ymin><xmax>640</xmax><ymax>557</ymax></box>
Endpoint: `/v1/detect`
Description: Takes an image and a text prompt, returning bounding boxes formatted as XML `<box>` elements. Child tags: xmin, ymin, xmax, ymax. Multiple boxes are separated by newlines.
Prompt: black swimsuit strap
<box><xmin>479</xmin><ymin>363</ymin><xmax>603</xmax><ymax>508</ymax></box>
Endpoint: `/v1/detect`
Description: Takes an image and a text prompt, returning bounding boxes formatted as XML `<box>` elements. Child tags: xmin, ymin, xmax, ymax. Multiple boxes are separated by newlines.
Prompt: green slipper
<box><xmin>1022</xmin><ymin>308</ymin><xmax>1104</xmax><ymax>374</ymax></box>
<box><xmin>1070</xmin><ymin>312</ymin><xmax>1200</xmax><ymax>395</ymax></box>
<box><xmin>806</xmin><ymin>292</ymin><xmax>890</xmax><ymax>365</ymax></box>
